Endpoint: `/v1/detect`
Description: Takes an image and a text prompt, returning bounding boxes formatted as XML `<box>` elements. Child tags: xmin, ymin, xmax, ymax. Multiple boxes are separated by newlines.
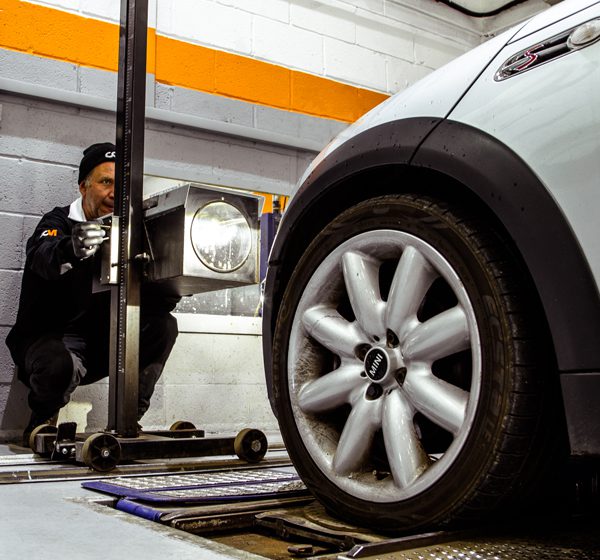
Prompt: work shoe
<box><xmin>22</xmin><ymin>411</ymin><xmax>59</xmax><ymax>448</ymax></box>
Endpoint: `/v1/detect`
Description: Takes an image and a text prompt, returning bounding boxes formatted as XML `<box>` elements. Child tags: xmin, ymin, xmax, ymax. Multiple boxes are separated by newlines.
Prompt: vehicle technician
<box><xmin>6</xmin><ymin>142</ymin><xmax>179</xmax><ymax>445</ymax></box>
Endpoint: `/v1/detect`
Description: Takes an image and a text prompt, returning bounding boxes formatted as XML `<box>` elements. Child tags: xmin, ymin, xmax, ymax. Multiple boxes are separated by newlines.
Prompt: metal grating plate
<box><xmin>346</xmin><ymin>541</ymin><xmax>600</xmax><ymax>560</ymax></box>
<box><xmin>340</xmin><ymin>530</ymin><xmax>600</xmax><ymax>560</ymax></box>
<box><xmin>82</xmin><ymin>468</ymin><xmax>308</xmax><ymax>503</ymax></box>
<box><xmin>103</xmin><ymin>469</ymin><xmax>299</xmax><ymax>491</ymax></box>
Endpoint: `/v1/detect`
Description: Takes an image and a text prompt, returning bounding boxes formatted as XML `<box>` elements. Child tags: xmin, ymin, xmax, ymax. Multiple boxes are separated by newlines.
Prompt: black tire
<box><xmin>272</xmin><ymin>194</ymin><xmax>564</xmax><ymax>532</ymax></box>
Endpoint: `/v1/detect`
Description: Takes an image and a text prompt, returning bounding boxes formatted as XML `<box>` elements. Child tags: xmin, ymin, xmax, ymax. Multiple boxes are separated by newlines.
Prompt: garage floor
<box><xmin>1</xmin><ymin>442</ymin><xmax>599</xmax><ymax>560</ymax></box>
<box><xmin>0</xmin><ymin>441</ymin><xmax>290</xmax><ymax>560</ymax></box>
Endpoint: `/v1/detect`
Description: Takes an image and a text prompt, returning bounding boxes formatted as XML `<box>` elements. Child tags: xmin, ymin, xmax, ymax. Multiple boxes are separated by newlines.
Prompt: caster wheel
<box><xmin>169</xmin><ymin>421</ymin><xmax>196</xmax><ymax>431</ymax></box>
<box><xmin>28</xmin><ymin>424</ymin><xmax>58</xmax><ymax>453</ymax></box>
<box><xmin>234</xmin><ymin>428</ymin><xmax>268</xmax><ymax>463</ymax></box>
<box><xmin>82</xmin><ymin>433</ymin><xmax>121</xmax><ymax>472</ymax></box>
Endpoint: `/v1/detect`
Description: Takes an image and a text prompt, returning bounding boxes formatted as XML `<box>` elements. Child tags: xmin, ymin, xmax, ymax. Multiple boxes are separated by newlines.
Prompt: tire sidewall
<box><xmin>272</xmin><ymin>195</ymin><xmax>515</xmax><ymax>530</ymax></box>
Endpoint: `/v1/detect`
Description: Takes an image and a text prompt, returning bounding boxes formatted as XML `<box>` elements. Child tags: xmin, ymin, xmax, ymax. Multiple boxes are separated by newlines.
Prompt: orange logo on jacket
<box><xmin>41</xmin><ymin>229</ymin><xmax>58</xmax><ymax>237</ymax></box>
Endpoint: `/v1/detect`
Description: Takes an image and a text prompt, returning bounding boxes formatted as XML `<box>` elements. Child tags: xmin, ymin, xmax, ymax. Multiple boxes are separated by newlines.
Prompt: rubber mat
<box><xmin>82</xmin><ymin>468</ymin><xmax>307</xmax><ymax>504</ymax></box>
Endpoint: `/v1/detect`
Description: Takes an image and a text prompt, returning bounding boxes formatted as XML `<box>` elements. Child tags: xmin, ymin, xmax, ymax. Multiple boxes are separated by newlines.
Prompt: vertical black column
<box><xmin>108</xmin><ymin>0</ymin><xmax>148</xmax><ymax>437</ymax></box>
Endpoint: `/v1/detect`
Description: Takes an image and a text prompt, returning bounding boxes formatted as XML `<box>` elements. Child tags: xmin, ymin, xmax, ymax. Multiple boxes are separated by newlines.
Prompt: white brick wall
<box><xmin>290</xmin><ymin>1</ymin><xmax>356</xmax><ymax>43</ymax></box>
<box><xmin>217</xmin><ymin>0</ymin><xmax>290</xmax><ymax>23</ymax></box>
<box><xmin>355</xmin><ymin>17</ymin><xmax>415</xmax><ymax>62</ymax></box>
<box><xmin>30</xmin><ymin>0</ymin><xmax>121</xmax><ymax>22</ymax></box>
<box><xmin>26</xmin><ymin>0</ymin><xmax>548</xmax><ymax>97</ymax></box>
<box><xmin>414</xmin><ymin>31</ymin><xmax>469</xmax><ymax>68</ymax></box>
<box><xmin>324</xmin><ymin>38</ymin><xmax>387</xmax><ymax>91</ymax></box>
<box><xmin>387</xmin><ymin>55</ymin><xmax>432</xmax><ymax>91</ymax></box>
<box><xmin>253</xmin><ymin>16</ymin><xmax>324</xmax><ymax>74</ymax></box>
<box><xmin>159</xmin><ymin>0</ymin><xmax>253</xmax><ymax>54</ymax></box>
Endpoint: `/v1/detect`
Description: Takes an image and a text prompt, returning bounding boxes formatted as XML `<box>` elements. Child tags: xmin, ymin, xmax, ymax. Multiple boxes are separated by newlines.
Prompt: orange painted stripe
<box><xmin>147</xmin><ymin>27</ymin><xmax>156</xmax><ymax>73</ymax></box>
<box><xmin>255</xmin><ymin>193</ymin><xmax>288</xmax><ymax>214</ymax></box>
<box><xmin>0</xmin><ymin>0</ymin><xmax>388</xmax><ymax>122</ymax></box>
<box><xmin>154</xmin><ymin>35</ymin><xmax>215</xmax><ymax>93</ymax></box>
<box><xmin>0</xmin><ymin>0</ymin><xmax>119</xmax><ymax>70</ymax></box>
<box><xmin>291</xmin><ymin>72</ymin><xmax>386</xmax><ymax>124</ymax></box>
<box><xmin>215</xmin><ymin>49</ymin><xmax>292</xmax><ymax>110</ymax></box>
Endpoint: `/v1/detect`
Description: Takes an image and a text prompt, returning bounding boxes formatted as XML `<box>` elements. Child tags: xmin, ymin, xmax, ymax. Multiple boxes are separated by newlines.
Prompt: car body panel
<box><xmin>263</xmin><ymin>0</ymin><xmax>600</xmax><ymax>455</ymax></box>
<box><xmin>412</xmin><ymin>119</ymin><xmax>600</xmax><ymax>373</ymax></box>
<box><xmin>509</xmin><ymin>0</ymin><xmax>600</xmax><ymax>43</ymax></box>
<box><xmin>451</xmin><ymin>3</ymin><xmax>600</xmax><ymax>289</ymax></box>
<box><xmin>295</xmin><ymin>29</ymin><xmax>519</xmax><ymax>190</ymax></box>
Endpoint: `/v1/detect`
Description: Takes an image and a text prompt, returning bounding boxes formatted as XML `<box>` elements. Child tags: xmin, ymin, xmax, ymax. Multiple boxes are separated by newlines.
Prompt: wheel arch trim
<box><xmin>263</xmin><ymin>117</ymin><xmax>600</xmax><ymax>410</ymax></box>
<box><xmin>263</xmin><ymin>117</ymin><xmax>440</xmax><ymax>411</ymax></box>
<box><xmin>413</xmin><ymin>119</ymin><xmax>600</xmax><ymax>373</ymax></box>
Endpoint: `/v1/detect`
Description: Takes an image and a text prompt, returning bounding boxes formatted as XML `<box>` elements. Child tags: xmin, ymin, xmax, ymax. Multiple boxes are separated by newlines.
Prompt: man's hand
<box><xmin>72</xmin><ymin>222</ymin><xmax>106</xmax><ymax>259</ymax></box>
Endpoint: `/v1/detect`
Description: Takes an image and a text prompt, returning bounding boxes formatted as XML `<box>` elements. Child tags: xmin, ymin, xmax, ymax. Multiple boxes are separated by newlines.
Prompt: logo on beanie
<box><xmin>41</xmin><ymin>229</ymin><xmax>58</xmax><ymax>237</ymax></box>
<box><xmin>105</xmin><ymin>151</ymin><xmax>116</xmax><ymax>158</ymax></box>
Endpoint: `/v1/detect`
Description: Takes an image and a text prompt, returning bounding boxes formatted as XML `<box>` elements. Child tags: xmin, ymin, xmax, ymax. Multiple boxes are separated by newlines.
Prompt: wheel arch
<box><xmin>263</xmin><ymin>117</ymin><xmax>600</xmax><ymax>411</ymax></box>
<box><xmin>413</xmin><ymin>120</ymin><xmax>600</xmax><ymax>373</ymax></box>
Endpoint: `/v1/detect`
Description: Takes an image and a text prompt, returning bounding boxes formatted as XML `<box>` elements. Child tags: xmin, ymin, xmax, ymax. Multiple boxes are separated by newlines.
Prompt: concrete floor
<box><xmin>2</xmin><ymin>442</ymin><xmax>599</xmax><ymax>560</ymax></box>
<box><xmin>0</xmin><ymin>443</ymin><xmax>276</xmax><ymax>560</ymax></box>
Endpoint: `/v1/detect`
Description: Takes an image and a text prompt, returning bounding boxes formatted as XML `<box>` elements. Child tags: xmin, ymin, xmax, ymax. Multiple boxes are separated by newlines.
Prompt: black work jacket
<box><xmin>6</xmin><ymin>205</ymin><xmax>177</xmax><ymax>367</ymax></box>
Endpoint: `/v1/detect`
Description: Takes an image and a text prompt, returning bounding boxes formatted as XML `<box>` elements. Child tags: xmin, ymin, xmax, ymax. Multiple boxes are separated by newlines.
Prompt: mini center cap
<box><xmin>364</xmin><ymin>347</ymin><xmax>390</xmax><ymax>381</ymax></box>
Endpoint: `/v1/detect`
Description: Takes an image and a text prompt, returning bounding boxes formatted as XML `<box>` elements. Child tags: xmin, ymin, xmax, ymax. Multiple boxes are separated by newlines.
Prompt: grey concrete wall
<box><xmin>0</xmin><ymin>52</ymin><xmax>343</xmax><ymax>441</ymax></box>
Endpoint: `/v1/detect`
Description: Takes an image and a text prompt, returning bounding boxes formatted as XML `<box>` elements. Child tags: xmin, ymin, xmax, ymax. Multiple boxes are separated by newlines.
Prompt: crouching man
<box><xmin>6</xmin><ymin>142</ymin><xmax>179</xmax><ymax>445</ymax></box>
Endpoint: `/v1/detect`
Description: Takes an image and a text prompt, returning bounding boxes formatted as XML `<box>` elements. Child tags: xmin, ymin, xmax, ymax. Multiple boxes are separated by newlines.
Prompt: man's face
<box><xmin>79</xmin><ymin>161</ymin><xmax>115</xmax><ymax>220</ymax></box>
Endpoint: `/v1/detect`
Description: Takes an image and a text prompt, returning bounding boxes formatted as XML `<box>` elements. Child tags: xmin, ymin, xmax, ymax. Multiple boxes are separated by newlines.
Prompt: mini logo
<box><xmin>364</xmin><ymin>348</ymin><xmax>388</xmax><ymax>381</ymax></box>
<box><xmin>105</xmin><ymin>151</ymin><xmax>116</xmax><ymax>158</ymax></box>
<box><xmin>41</xmin><ymin>229</ymin><xmax>58</xmax><ymax>237</ymax></box>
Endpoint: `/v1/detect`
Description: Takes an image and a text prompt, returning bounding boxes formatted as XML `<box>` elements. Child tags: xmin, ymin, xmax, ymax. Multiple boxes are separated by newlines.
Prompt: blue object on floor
<box><xmin>82</xmin><ymin>468</ymin><xmax>307</xmax><ymax>505</ymax></box>
<box><xmin>115</xmin><ymin>499</ymin><xmax>164</xmax><ymax>521</ymax></box>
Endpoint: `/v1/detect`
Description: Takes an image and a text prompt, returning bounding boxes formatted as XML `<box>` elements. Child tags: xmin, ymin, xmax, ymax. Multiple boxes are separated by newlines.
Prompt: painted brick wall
<box><xmin>4</xmin><ymin>0</ymin><xmax>553</xmax><ymax>124</ymax></box>
<box><xmin>25</xmin><ymin>0</ymin><xmax>552</xmax><ymax>97</ymax></box>
<box><xmin>28</xmin><ymin>0</ymin><xmax>477</xmax><ymax>96</ymax></box>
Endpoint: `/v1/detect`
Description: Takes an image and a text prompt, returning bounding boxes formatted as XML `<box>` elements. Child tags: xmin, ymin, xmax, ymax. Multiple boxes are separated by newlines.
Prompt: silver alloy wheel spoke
<box><xmin>385</xmin><ymin>246</ymin><xmax>437</xmax><ymax>342</ymax></box>
<box><xmin>403</xmin><ymin>306</ymin><xmax>470</xmax><ymax>363</ymax></box>
<box><xmin>290</xmin><ymin>229</ymin><xmax>481</xmax><ymax>502</ymax></box>
<box><xmin>342</xmin><ymin>251</ymin><xmax>386</xmax><ymax>338</ymax></box>
<box><xmin>302</xmin><ymin>305</ymin><xmax>366</xmax><ymax>358</ymax></box>
<box><xmin>383</xmin><ymin>389</ymin><xmax>431</xmax><ymax>488</ymax></box>
<box><xmin>404</xmin><ymin>367</ymin><xmax>468</xmax><ymax>434</ymax></box>
<box><xmin>333</xmin><ymin>396</ymin><xmax>382</xmax><ymax>476</ymax></box>
<box><xmin>298</xmin><ymin>365</ymin><xmax>365</xmax><ymax>413</ymax></box>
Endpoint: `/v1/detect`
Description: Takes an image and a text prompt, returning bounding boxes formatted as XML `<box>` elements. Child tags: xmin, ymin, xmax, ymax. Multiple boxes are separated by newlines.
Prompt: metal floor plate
<box><xmin>341</xmin><ymin>540</ymin><xmax>600</xmax><ymax>560</ymax></box>
<box><xmin>97</xmin><ymin>469</ymin><xmax>299</xmax><ymax>491</ymax></box>
<box><xmin>339</xmin><ymin>517</ymin><xmax>600</xmax><ymax>560</ymax></box>
<box><xmin>83</xmin><ymin>468</ymin><xmax>308</xmax><ymax>503</ymax></box>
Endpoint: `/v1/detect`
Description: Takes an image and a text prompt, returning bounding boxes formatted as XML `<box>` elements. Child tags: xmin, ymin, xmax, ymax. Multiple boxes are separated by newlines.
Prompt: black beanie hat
<box><xmin>78</xmin><ymin>142</ymin><xmax>116</xmax><ymax>184</ymax></box>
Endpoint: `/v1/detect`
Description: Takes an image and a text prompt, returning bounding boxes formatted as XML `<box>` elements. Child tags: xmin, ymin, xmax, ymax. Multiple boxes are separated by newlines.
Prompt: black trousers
<box><xmin>19</xmin><ymin>313</ymin><xmax>178</xmax><ymax>421</ymax></box>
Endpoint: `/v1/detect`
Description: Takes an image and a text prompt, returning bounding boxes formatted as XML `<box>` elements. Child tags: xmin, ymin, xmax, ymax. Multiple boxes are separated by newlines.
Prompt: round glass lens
<box><xmin>191</xmin><ymin>201</ymin><xmax>252</xmax><ymax>272</ymax></box>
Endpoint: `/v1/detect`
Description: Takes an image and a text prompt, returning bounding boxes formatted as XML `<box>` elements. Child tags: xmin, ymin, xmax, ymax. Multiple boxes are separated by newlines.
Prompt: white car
<box><xmin>262</xmin><ymin>0</ymin><xmax>600</xmax><ymax>531</ymax></box>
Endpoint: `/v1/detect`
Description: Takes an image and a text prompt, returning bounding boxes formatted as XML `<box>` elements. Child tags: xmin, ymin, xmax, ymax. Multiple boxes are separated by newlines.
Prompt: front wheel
<box><xmin>272</xmin><ymin>194</ymin><xmax>563</xmax><ymax>532</ymax></box>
